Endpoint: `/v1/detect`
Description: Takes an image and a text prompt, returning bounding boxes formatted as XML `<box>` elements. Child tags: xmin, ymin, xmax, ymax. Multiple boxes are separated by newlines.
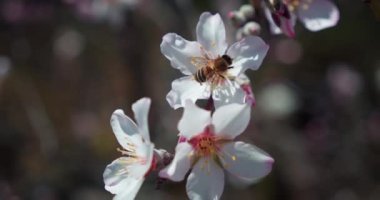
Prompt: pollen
<box><xmin>116</xmin><ymin>140</ymin><xmax>146</xmax><ymax>165</ymax></box>
<box><xmin>196</xmin><ymin>135</ymin><xmax>217</xmax><ymax>156</ymax></box>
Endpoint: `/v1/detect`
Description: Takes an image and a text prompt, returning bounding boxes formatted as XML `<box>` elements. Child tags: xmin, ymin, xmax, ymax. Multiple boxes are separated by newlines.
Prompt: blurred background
<box><xmin>0</xmin><ymin>0</ymin><xmax>379</xmax><ymax>199</ymax></box>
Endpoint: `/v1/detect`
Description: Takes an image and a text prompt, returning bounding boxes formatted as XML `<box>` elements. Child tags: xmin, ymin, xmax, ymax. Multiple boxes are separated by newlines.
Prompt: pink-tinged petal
<box><xmin>113</xmin><ymin>178</ymin><xmax>144</xmax><ymax>200</ymax></box>
<box><xmin>159</xmin><ymin>142</ymin><xmax>193</xmax><ymax>181</ymax></box>
<box><xmin>241</xmin><ymin>84</ymin><xmax>256</xmax><ymax>106</ymax></box>
<box><xmin>297</xmin><ymin>0</ymin><xmax>339</xmax><ymax>31</ymax></box>
<box><xmin>103</xmin><ymin>158</ymin><xmax>147</xmax><ymax>195</ymax></box>
<box><xmin>234</xmin><ymin>73</ymin><xmax>256</xmax><ymax>106</ymax></box>
<box><xmin>161</xmin><ymin>33</ymin><xmax>202</xmax><ymax>75</ymax></box>
<box><xmin>212</xmin><ymin>103</ymin><xmax>250</xmax><ymax>139</ymax></box>
<box><xmin>220</xmin><ymin>142</ymin><xmax>274</xmax><ymax>184</ymax></box>
<box><xmin>279</xmin><ymin>13</ymin><xmax>297</xmax><ymax>38</ymax></box>
<box><xmin>186</xmin><ymin>157</ymin><xmax>225</xmax><ymax>200</ymax></box>
<box><xmin>213</xmin><ymin>83</ymin><xmax>246</xmax><ymax>108</ymax></box>
<box><xmin>110</xmin><ymin>109</ymin><xmax>144</xmax><ymax>149</ymax></box>
<box><xmin>263</xmin><ymin>6</ymin><xmax>283</xmax><ymax>35</ymax></box>
<box><xmin>166</xmin><ymin>76</ymin><xmax>210</xmax><ymax>109</ymax></box>
<box><xmin>227</xmin><ymin>36</ymin><xmax>269</xmax><ymax>77</ymax></box>
<box><xmin>131</xmin><ymin>97</ymin><xmax>151</xmax><ymax>142</ymax></box>
<box><xmin>134</xmin><ymin>143</ymin><xmax>155</xmax><ymax>171</ymax></box>
<box><xmin>178</xmin><ymin>100</ymin><xmax>211</xmax><ymax>139</ymax></box>
<box><xmin>263</xmin><ymin>5</ymin><xmax>296</xmax><ymax>37</ymax></box>
<box><xmin>196</xmin><ymin>12</ymin><xmax>228</xmax><ymax>57</ymax></box>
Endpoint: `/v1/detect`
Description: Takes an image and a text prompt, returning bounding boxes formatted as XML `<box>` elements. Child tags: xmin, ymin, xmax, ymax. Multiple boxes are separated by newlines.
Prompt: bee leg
<box><xmin>227</xmin><ymin>66</ymin><xmax>234</xmax><ymax>69</ymax></box>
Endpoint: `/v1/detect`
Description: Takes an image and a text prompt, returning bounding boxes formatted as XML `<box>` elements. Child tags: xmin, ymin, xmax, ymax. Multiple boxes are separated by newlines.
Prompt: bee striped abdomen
<box><xmin>194</xmin><ymin>67</ymin><xmax>208</xmax><ymax>83</ymax></box>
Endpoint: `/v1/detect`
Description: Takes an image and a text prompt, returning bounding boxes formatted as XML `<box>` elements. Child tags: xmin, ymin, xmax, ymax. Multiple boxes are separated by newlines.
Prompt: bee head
<box><xmin>221</xmin><ymin>55</ymin><xmax>232</xmax><ymax>65</ymax></box>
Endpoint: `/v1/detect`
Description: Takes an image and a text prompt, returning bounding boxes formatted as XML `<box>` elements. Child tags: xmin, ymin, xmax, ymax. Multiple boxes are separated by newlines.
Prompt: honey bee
<box><xmin>191</xmin><ymin>54</ymin><xmax>233</xmax><ymax>84</ymax></box>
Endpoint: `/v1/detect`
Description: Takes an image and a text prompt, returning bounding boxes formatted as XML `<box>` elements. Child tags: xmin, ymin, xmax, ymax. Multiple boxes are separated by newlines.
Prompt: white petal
<box><xmin>113</xmin><ymin>178</ymin><xmax>144</xmax><ymax>200</ymax></box>
<box><xmin>297</xmin><ymin>0</ymin><xmax>339</xmax><ymax>31</ymax></box>
<box><xmin>103</xmin><ymin>158</ymin><xmax>146</xmax><ymax>195</ymax></box>
<box><xmin>178</xmin><ymin>100</ymin><xmax>211</xmax><ymax>139</ymax></box>
<box><xmin>110</xmin><ymin>109</ymin><xmax>144</xmax><ymax>149</ymax></box>
<box><xmin>196</xmin><ymin>12</ymin><xmax>228</xmax><ymax>57</ymax></box>
<box><xmin>213</xmin><ymin>83</ymin><xmax>246</xmax><ymax>108</ymax></box>
<box><xmin>212</xmin><ymin>103</ymin><xmax>250</xmax><ymax>139</ymax></box>
<box><xmin>161</xmin><ymin>33</ymin><xmax>202</xmax><ymax>75</ymax></box>
<box><xmin>166</xmin><ymin>76</ymin><xmax>210</xmax><ymax>109</ymax></box>
<box><xmin>186</xmin><ymin>157</ymin><xmax>224</xmax><ymax>200</ymax></box>
<box><xmin>131</xmin><ymin>97</ymin><xmax>151</xmax><ymax>142</ymax></box>
<box><xmin>220</xmin><ymin>142</ymin><xmax>274</xmax><ymax>184</ymax></box>
<box><xmin>227</xmin><ymin>36</ymin><xmax>269</xmax><ymax>77</ymax></box>
<box><xmin>159</xmin><ymin>142</ymin><xmax>193</xmax><ymax>181</ymax></box>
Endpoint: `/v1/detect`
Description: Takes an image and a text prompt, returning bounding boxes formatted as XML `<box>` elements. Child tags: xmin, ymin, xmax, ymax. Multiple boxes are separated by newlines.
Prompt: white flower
<box><xmin>161</xmin><ymin>12</ymin><xmax>269</xmax><ymax>109</ymax></box>
<box><xmin>103</xmin><ymin>98</ymin><xmax>155</xmax><ymax>200</ymax></box>
<box><xmin>263</xmin><ymin>0</ymin><xmax>339</xmax><ymax>37</ymax></box>
<box><xmin>159</xmin><ymin>101</ymin><xmax>274</xmax><ymax>200</ymax></box>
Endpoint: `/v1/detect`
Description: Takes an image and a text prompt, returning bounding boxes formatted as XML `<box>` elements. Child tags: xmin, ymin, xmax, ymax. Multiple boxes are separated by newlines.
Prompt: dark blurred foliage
<box><xmin>0</xmin><ymin>0</ymin><xmax>379</xmax><ymax>199</ymax></box>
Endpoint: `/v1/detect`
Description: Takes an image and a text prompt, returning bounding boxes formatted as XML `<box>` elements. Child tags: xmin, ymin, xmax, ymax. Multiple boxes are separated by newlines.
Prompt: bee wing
<box><xmin>190</xmin><ymin>57</ymin><xmax>209</xmax><ymax>69</ymax></box>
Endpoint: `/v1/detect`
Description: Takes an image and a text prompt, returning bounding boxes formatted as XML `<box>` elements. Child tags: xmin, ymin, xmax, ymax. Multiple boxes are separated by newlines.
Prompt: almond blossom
<box><xmin>263</xmin><ymin>0</ymin><xmax>339</xmax><ymax>37</ymax></box>
<box><xmin>161</xmin><ymin>12</ymin><xmax>269</xmax><ymax>109</ymax></box>
<box><xmin>159</xmin><ymin>101</ymin><xmax>274</xmax><ymax>200</ymax></box>
<box><xmin>103</xmin><ymin>98</ymin><xmax>167</xmax><ymax>200</ymax></box>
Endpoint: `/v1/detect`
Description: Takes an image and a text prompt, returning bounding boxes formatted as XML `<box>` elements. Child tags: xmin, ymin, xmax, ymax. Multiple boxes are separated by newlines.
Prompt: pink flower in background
<box><xmin>159</xmin><ymin>101</ymin><xmax>274</xmax><ymax>199</ymax></box>
<box><xmin>263</xmin><ymin>0</ymin><xmax>339</xmax><ymax>37</ymax></box>
<box><xmin>103</xmin><ymin>98</ymin><xmax>163</xmax><ymax>200</ymax></box>
<box><xmin>161</xmin><ymin>12</ymin><xmax>269</xmax><ymax>109</ymax></box>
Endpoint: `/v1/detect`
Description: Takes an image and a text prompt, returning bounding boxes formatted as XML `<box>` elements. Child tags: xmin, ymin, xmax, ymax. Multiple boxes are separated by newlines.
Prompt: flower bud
<box><xmin>239</xmin><ymin>4</ymin><xmax>255</xmax><ymax>20</ymax></box>
<box><xmin>228</xmin><ymin>11</ymin><xmax>246</xmax><ymax>27</ymax></box>
<box><xmin>243</xmin><ymin>21</ymin><xmax>261</xmax><ymax>36</ymax></box>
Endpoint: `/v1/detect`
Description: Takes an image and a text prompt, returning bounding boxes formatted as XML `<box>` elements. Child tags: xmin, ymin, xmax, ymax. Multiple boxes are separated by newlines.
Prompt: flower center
<box><xmin>117</xmin><ymin>141</ymin><xmax>147</xmax><ymax>165</ymax></box>
<box><xmin>187</xmin><ymin>126</ymin><xmax>240</xmax><ymax>171</ymax></box>
<box><xmin>188</xmin><ymin>126</ymin><xmax>219</xmax><ymax>157</ymax></box>
<box><xmin>197</xmin><ymin>135</ymin><xmax>217</xmax><ymax>156</ymax></box>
